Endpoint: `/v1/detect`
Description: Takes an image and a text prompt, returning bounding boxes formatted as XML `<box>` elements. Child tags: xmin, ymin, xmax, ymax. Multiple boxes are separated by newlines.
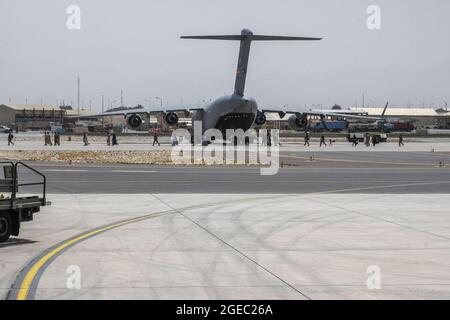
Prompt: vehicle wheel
<box><xmin>0</xmin><ymin>212</ymin><xmax>12</xmax><ymax>243</ymax></box>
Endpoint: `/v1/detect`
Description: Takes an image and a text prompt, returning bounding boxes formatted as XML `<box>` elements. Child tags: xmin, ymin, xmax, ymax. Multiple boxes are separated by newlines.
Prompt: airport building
<box><xmin>0</xmin><ymin>104</ymin><xmax>102</xmax><ymax>131</ymax></box>
<box><xmin>348</xmin><ymin>107</ymin><xmax>450</xmax><ymax>129</ymax></box>
<box><xmin>0</xmin><ymin>104</ymin><xmax>65</xmax><ymax>130</ymax></box>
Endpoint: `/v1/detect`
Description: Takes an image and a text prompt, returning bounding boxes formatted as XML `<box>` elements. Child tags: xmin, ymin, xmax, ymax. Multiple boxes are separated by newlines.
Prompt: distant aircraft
<box><xmin>346</xmin><ymin>102</ymin><xmax>393</xmax><ymax>133</ymax></box>
<box><xmin>95</xmin><ymin>29</ymin><xmax>388</xmax><ymax>139</ymax></box>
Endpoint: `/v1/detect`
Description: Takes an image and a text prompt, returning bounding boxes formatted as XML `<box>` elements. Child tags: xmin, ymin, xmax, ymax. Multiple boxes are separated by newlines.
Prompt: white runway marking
<box><xmin>42</xmin><ymin>169</ymin><xmax>89</xmax><ymax>172</ymax></box>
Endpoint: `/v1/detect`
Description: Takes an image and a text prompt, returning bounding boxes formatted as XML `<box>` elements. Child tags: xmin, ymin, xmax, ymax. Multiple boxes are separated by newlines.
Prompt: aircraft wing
<box><xmin>89</xmin><ymin>105</ymin><xmax>205</xmax><ymax>118</ymax></box>
<box><xmin>261</xmin><ymin>108</ymin><xmax>382</xmax><ymax>121</ymax></box>
<box><xmin>306</xmin><ymin>110</ymin><xmax>382</xmax><ymax>121</ymax></box>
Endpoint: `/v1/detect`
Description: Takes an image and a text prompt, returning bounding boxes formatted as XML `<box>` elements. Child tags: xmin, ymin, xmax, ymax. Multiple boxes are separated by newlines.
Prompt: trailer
<box><xmin>0</xmin><ymin>161</ymin><xmax>50</xmax><ymax>243</ymax></box>
<box><xmin>391</xmin><ymin>121</ymin><xmax>414</xmax><ymax>132</ymax></box>
<box><xmin>311</xmin><ymin>121</ymin><xmax>347</xmax><ymax>132</ymax></box>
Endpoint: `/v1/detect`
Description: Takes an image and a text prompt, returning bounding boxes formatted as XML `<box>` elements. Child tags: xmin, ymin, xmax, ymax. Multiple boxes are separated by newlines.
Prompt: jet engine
<box><xmin>254</xmin><ymin>111</ymin><xmax>266</xmax><ymax>126</ymax></box>
<box><xmin>288</xmin><ymin>114</ymin><xmax>308</xmax><ymax>131</ymax></box>
<box><xmin>126</xmin><ymin>114</ymin><xmax>143</xmax><ymax>129</ymax></box>
<box><xmin>164</xmin><ymin>112</ymin><xmax>179</xmax><ymax>125</ymax></box>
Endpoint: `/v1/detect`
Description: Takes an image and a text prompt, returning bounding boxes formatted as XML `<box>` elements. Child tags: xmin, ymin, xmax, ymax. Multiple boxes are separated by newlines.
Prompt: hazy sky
<box><xmin>0</xmin><ymin>0</ymin><xmax>449</xmax><ymax>111</ymax></box>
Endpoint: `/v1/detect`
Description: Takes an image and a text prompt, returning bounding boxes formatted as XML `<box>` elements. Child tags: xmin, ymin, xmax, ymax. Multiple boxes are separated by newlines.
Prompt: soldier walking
<box><xmin>399</xmin><ymin>134</ymin><xmax>404</xmax><ymax>147</ymax></box>
<box><xmin>304</xmin><ymin>132</ymin><xmax>310</xmax><ymax>147</ymax></box>
<box><xmin>7</xmin><ymin>130</ymin><xmax>14</xmax><ymax>146</ymax></box>
<box><xmin>153</xmin><ymin>131</ymin><xmax>160</xmax><ymax>146</ymax></box>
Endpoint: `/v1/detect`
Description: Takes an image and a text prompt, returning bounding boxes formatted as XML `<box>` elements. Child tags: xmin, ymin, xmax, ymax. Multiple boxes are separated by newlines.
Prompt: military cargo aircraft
<box><xmin>96</xmin><ymin>29</ymin><xmax>387</xmax><ymax>137</ymax></box>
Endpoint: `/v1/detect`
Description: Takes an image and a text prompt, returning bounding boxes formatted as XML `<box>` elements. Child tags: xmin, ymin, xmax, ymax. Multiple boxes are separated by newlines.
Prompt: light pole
<box><xmin>77</xmin><ymin>77</ymin><xmax>80</xmax><ymax>114</ymax></box>
<box><xmin>155</xmin><ymin>97</ymin><xmax>163</xmax><ymax>108</ymax></box>
<box><xmin>101</xmin><ymin>95</ymin><xmax>105</xmax><ymax>126</ymax></box>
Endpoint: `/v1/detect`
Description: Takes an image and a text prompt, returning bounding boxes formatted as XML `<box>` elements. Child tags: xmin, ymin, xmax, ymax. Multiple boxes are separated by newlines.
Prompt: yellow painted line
<box><xmin>414</xmin><ymin>151</ymin><xmax>450</xmax><ymax>157</ymax></box>
<box><xmin>111</xmin><ymin>170</ymin><xmax>158</xmax><ymax>173</ymax></box>
<box><xmin>13</xmin><ymin>178</ymin><xmax>450</xmax><ymax>300</ymax></box>
<box><xmin>13</xmin><ymin>198</ymin><xmax>250</xmax><ymax>300</ymax></box>
<box><xmin>306</xmin><ymin>180</ymin><xmax>450</xmax><ymax>194</ymax></box>
<box><xmin>14</xmin><ymin>200</ymin><xmax>229</xmax><ymax>300</ymax></box>
<box><xmin>282</xmin><ymin>155</ymin><xmax>433</xmax><ymax>166</ymax></box>
<box><xmin>16</xmin><ymin>212</ymin><xmax>169</xmax><ymax>300</ymax></box>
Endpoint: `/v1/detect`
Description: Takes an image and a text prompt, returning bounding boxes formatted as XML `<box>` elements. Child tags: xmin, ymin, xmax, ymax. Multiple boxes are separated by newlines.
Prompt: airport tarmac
<box><xmin>15</xmin><ymin>160</ymin><xmax>450</xmax><ymax>193</ymax></box>
<box><xmin>0</xmin><ymin>132</ymin><xmax>450</xmax><ymax>154</ymax></box>
<box><xmin>2</xmin><ymin>192</ymin><xmax>450</xmax><ymax>300</ymax></box>
<box><xmin>0</xmin><ymin>155</ymin><xmax>449</xmax><ymax>300</ymax></box>
<box><xmin>2</xmin><ymin>137</ymin><xmax>450</xmax><ymax>153</ymax></box>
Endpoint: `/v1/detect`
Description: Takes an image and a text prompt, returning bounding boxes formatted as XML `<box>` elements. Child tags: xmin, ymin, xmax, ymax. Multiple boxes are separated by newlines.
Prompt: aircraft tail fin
<box><xmin>252</xmin><ymin>35</ymin><xmax>322</xmax><ymax>41</ymax></box>
<box><xmin>180</xmin><ymin>35</ymin><xmax>321</xmax><ymax>41</ymax></box>
<box><xmin>381</xmin><ymin>102</ymin><xmax>389</xmax><ymax>118</ymax></box>
<box><xmin>181</xmin><ymin>29</ymin><xmax>321</xmax><ymax>97</ymax></box>
<box><xmin>180</xmin><ymin>35</ymin><xmax>243</xmax><ymax>40</ymax></box>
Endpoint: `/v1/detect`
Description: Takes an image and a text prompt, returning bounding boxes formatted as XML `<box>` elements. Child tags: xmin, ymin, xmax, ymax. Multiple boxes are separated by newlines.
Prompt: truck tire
<box><xmin>0</xmin><ymin>212</ymin><xmax>12</xmax><ymax>243</ymax></box>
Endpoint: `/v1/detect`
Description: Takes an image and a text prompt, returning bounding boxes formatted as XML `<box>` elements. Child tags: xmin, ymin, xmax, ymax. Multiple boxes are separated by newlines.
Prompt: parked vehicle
<box><xmin>347</xmin><ymin>133</ymin><xmax>365</xmax><ymax>143</ymax></box>
<box><xmin>0</xmin><ymin>125</ymin><xmax>11</xmax><ymax>133</ymax></box>
<box><xmin>373</xmin><ymin>133</ymin><xmax>388</xmax><ymax>143</ymax></box>
<box><xmin>348</xmin><ymin>122</ymin><xmax>394</xmax><ymax>133</ymax></box>
<box><xmin>391</xmin><ymin>121</ymin><xmax>414</xmax><ymax>132</ymax></box>
<box><xmin>311</xmin><ymin>121</ymin><xmax>347</xmax><ymax>132</ymax></box>
<box><xmin>347</xmin><ymin>133</ymin><xmax>387</xmax><ymax>144</ymax></box>
<box><xmin>0</xmin><ymin>161</ymin><xmax>50</xmax><ymax>243</ymax></box>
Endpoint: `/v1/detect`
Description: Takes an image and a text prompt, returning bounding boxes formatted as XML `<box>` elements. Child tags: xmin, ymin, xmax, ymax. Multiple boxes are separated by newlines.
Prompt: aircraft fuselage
<box><xmin>192</xmin><ymin>94</ymin><xmax>258</xmax><ymax>134</ymax></box>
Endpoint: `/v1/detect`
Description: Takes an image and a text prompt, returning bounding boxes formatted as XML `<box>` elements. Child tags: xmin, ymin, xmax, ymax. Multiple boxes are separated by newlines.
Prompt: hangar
<box><xmin>0</xmin><ymin>104</ymin><xmax>65</xmax><ymax>130</ymax></box>
<box><xmin>0</xmin><ymin>104</ymin><xmax>101</xmax><ymax>131</ymax></box>
<box><xmin>348</xmin><ymin>107</ymin><xmax>450</xmax><ymax>129</ymax></box>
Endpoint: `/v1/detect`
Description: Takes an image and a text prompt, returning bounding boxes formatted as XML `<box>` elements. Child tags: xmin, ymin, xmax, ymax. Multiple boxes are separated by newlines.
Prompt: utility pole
<box><xmin>101</xmin><ymin>95</ymin><xmax>105</xmax><ymax>126</ymax></box>
<box><xmin>77</xmin><ymin>76</ymin><xmax>80</xmax><ymax>114</ymax></box>
<box><xmin>121</xmin><ymin>89</ymin><xmax>124</xmax><ymax>107</ymax></box>
<box><xmin>155</xmin><ymin>97</ymin><xmax>163</xmax><ymax>107</ymax></box>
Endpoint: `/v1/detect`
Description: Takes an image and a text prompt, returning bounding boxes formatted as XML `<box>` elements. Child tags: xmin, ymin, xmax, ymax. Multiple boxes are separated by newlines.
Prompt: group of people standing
<box><xmin>304</xmin><ymin>133</ymin><xmax>334</xmax><ymax>147</ymax></box>
<box><xmin>6</xmin><ymin>128</ymin><xmax>407</xmax><ymax>148</ymax></box>
<box><xmin>80</xmin><ymin>131</ymin><xmax>118</xmax><ymax>146</ymax></box>
<box><xmin>303</xmin><ymin>132</ymin><xmax>406</xmax><ymax>147</ymax></box>
<box><xmin>44</xmin><ymin>131</ymin><xmax>60</xmax><ymax>146</ymax></box>
<box><xmin>105</xmin><ymin>132</ymin><xmax>119</xmax><ymax>146</ymax></box>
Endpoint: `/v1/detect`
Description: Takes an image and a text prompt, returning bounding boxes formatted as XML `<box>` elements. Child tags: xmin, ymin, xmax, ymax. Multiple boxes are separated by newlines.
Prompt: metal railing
<box><xmin>0</xmin><ymin>161</ymin><xmax>47</xmax><ymax>207</ymax></box>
